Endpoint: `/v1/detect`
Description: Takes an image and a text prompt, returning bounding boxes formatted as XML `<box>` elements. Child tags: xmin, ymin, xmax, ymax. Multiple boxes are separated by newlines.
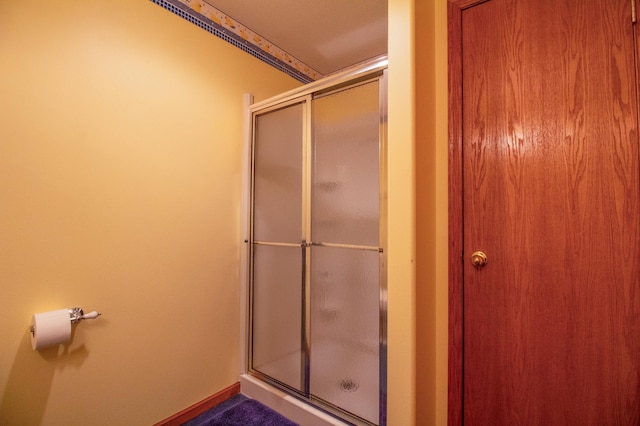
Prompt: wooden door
<box><xmin>450</xmin><ymin>0</ymin><xmax>640</xmax><ymax>424</ymax></box>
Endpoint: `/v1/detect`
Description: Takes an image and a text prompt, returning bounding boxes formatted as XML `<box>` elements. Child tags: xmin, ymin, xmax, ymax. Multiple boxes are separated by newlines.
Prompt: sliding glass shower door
<box><xmin>249</xmin><ymin>70</ymin><xmax>386</xmax><ymax>426</ymax></box>
<box><xmin>251</xmin><ymin>101</ymin><xmax>305</xmax><ymax>393</ymax></box>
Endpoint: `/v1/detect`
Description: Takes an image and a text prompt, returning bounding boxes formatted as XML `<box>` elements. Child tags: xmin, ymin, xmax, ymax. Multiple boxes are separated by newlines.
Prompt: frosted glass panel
<box><xmin>312</xmin><ymin>81</ymin><xmax>379</xmax><ymax>247</ymax></box>
<box><xmin>254</xmin><ymin>103</ymin><xmax>303</xmax><ymax>243</ymax></box>
<box><xmin>250</xmin><ymin>73</ymin><xmax>385</xmax><ymax>425</ymax></box>
<box><xmin>252</xmin><ymin>244</ymin><xmax>303</xmax><ymax>392</ymax></box>
<box><xmin>310</xmin><ymin>246</ymin><xmax>379</xmax><ymax>424</ymax></box>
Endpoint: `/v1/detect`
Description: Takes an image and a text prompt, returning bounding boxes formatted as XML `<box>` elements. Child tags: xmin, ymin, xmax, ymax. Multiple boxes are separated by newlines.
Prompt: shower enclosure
<box><xmin>245</xmin><ymin>58</ymin><xmax>387</xmax><ymax>426</ymax></box>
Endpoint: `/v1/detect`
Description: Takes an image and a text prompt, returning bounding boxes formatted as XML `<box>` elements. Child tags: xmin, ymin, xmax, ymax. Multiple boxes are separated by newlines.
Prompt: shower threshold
<box><xmin>240</xmin><ymin>374</ymin><xmax>351</xmax><ymax>426</ymax></box>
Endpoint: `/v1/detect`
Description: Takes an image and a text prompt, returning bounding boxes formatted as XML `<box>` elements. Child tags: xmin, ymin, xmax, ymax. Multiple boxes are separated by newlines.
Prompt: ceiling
<box><xmin>203</xmin><ymin>0</ymin><xmax>388</xmax><ymax>76</ymax></box>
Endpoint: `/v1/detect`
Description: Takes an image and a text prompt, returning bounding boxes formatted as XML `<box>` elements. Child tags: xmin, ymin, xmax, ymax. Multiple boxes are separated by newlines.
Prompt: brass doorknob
<box><xmin>470</xmin><ymin>251</ymin><xmax>488</xmax><ymax>267</ymax></box>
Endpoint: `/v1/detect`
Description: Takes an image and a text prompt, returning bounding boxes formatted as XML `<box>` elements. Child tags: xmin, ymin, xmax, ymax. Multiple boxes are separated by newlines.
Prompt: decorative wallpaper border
<box><xmin>151</xmin><ymin>0</ymin><xmax>320</xmax><ymax>83</ymax></box>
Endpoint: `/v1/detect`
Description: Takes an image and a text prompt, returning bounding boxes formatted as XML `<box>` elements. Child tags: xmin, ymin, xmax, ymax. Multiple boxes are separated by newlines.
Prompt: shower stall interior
<box><xmin>245</xmin><ymin>58</ymin><xmax>387</xmax><ymax>426</ymax></box>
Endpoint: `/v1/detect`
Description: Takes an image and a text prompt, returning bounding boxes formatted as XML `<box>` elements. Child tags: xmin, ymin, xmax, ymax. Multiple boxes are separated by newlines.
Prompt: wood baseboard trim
<box><xmin>154</xmin><ymin>382</ymin><xmax>241</xmax><ymax>426</ymax></box>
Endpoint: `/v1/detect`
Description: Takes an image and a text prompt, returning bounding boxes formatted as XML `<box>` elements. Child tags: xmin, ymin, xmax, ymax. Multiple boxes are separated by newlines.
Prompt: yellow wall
<box><xmin>415</xmin><ymin>0</ymin><xmax>437</xmax><ymax>422</ymax></box>
<box><xmin>387</xmin><ymin>0</ymin><xmax>416</xmax><ymax>424</ymax></box>
<box><xmin>388</xmin><ymin>0</ymin><xmax>449</xmax><ymax>423</ymax></box>
<box><xmin>394</xmin><ymin>0</ymin><xmax>448</xmax><ymax>424</ymax></box>
<box><xmin>433</xmin><ymin>1</ymin><xmax>449</xmax><ymax>424</ymax></box>
<box><xmin>0</xmin><ymin>1</ymin><xmax>300</xmax><ymax>425</ymax></box>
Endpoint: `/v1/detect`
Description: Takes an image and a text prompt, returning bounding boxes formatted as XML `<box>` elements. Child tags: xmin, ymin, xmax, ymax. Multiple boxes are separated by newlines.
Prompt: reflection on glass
<box><xmin>252</xmin><ymin>244</ymin><xmax>303</xmax><ymax>391</ymax></box>
<box><xmin>310</xmin><ymin>246</ymin><xmax>380</xmax><ymax>424</ymax></box>
<box><xmin>254</xmin><ymin>103</ymin><xmax>303</xmax><ymax>243</ymax></box>
<box><xmin>312</xmin><ymin>81</ymin><xmax>380</xmax><ymax>247</ymax></box>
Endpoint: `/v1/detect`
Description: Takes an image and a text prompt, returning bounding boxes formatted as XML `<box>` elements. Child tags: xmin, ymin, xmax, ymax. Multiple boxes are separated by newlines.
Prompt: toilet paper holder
<box><xmin>29</xmin><ymin>307</ymin><xmax>101</xmax><ymax>334</ymax></box>
<box><xmin>68</xmin><ymin>307</ymin><xmax>101</xmax><ymax>323</ymax></box>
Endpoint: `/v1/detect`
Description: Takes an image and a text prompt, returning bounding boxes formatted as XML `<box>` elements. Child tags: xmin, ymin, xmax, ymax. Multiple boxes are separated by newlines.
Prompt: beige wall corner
<box><xmin>433</xmin><ymin>1</ymin><xmax>450</xmax><ymax>424</ymax></box>
<box><xmin>387</xmin><ymin>0</ymin><xmax>417</xmax><ymax>424</ymax></box>
<box><xmin>406</xmin><ymin>0</ymin><xmax>450</xmax><ymax>424</ymax></box>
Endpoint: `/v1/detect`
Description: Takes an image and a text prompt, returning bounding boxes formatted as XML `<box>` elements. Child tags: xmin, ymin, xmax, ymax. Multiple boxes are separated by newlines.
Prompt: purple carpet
<box><xmin>183</xmin><ymin>395</ymin><xmax>298</xmax><ymax>426</ymax></box>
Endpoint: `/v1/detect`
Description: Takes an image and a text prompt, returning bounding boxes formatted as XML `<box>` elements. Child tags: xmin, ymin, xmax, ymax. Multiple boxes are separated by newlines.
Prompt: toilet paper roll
<box><xmin>31</xmin><ymin>309</ymin><xmax>71</xmax><ymax>350</ymax></box>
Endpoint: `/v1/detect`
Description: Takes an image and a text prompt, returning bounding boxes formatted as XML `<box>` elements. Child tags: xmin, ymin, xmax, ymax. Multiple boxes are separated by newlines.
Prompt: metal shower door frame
<box><xmin>244</xmin><ymin>56</ymin><xmax>388</xmax><ymax>426</ymax></box>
